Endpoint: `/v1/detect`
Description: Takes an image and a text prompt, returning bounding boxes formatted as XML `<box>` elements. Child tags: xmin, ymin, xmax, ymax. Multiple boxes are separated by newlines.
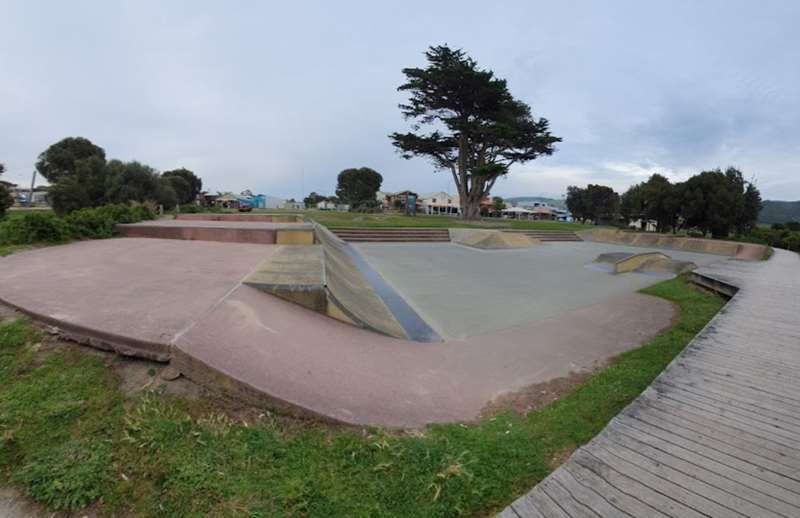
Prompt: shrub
<box><xmin>0</xmin><ymin>212</ymin><xmax>71</xmax><ymax>245</ymax></box>
<box><xmin>65</xmin><ymin>203</ymin><xmax>156</xmax><ymax>240</ymax></box>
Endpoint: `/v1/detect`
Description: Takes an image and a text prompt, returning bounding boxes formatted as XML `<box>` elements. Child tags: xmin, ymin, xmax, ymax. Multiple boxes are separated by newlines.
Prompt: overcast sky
<box><xmin>2</xmin><ymin>1</ymin><xmax>798</xmax><ymax>200</ymax></box>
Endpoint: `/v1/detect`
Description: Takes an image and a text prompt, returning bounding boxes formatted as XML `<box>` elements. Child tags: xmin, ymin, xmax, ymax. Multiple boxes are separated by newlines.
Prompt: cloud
<box><xmin>1</xmin><ymin>0</ymin><xmax>798</xmax><ymax>200</ymax></box>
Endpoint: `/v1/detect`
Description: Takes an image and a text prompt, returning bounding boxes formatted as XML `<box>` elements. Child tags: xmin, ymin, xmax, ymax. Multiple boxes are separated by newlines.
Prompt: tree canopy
<box><xmin>566</xmin><ymin>184</ymin><xmax>619</xmax><ymax>224</ymax></box>
<box><xmin>335</xmin><ymin>167</ymin><xmax>383</xmax><ymax>207</ymax></box>
<box><xmin>35</xmin><ymin>137</ymin><xmax>106</xmax><ymax>183</ymax></box>
<box><xmin>0</xmin><ymin>163</ymin><xmax>13</xmax><ymax>216</ymax></box>
<box><xmin>390</xmin><ymin>45</ymin><xmax>560</xmax><ymax>219</ymax></box>
<box><xmin>616</xmin><ymin>168</ymin><xmax>762</xmax><ymax>238</ymax></box>
<box><xmin>37</xmin><ymin>137</ymin><xmax>202</xmax><ymax>215</ymax></box>
<box><xmin>163</xmin><ymin>168</ymin><xmax>202</xmax><ymax>204</ymax></box>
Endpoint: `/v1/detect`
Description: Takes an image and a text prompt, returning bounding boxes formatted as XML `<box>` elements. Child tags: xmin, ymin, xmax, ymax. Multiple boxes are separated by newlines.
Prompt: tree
<box><xmin>0</xmin><ymin>163</ymin><xmax>13</xmax><ymax>217</ymax></box>
<box><xmin>640</xmin><ymin>174</ymin><xmax>678</xmax><ymax>232</ymax></box>
<box><xmin>585</xmin><ymin>184</ymin><xmax>619</xmax><ymax>224</ymax></box>
<box><xmin>565</xmin><ymin>186</ymin><xmax>590</xmax><ymax>223</ymax></box>
<box><xmin>492</xmin><ymin>196</ymin><xmax>506</xmax><ymax>211</ymax></box>
<box><xmin>390</xmin><ymin>45</ymin><xmax>560</xmax><ymax>219</ymax></box>
<box><xmin>35</xmin><ymin>137</ymin><xmax>106</xmax><ymax>183</ymax></box>
<box><xmin>335</xmin><ymin>167</ymin><xmax>383</xmax><ymax>206</ymax></box>
<box><xmin>620</xmin><ymin>184</ymin><xmax>645</xmax><ymax>227</ymax></box>
<box><xmin>163</xmin><ymin>174</ymin><xmax>192</xmax><ymax>205</ymax></box>
<box><xmin>48</xmin><ymin>156</ymin><xmax>109</xmax><ymax>215</ymax></box>
<box><xmin>565</xmin><ymin>184</ymin><xmax>618</xmax><ymax>224</ymax></box>
<box><xmin>303</xmin><ymin>192</ymin><xmax>327</xmax><ymax>207</ymax></box>
<box><xmin>163</xmin><ymin>168</ymin><xmax>202</xmax><ymax>204</ymax></box>
<box><xmin>105</xmin><ymin>160</ymin><xmax>161</xmax><ymax>204</ymax></box>
<box><xmin>675</xmin><ymin>167</ymin><xmax>759</xmax><ymax>239</ymax></box>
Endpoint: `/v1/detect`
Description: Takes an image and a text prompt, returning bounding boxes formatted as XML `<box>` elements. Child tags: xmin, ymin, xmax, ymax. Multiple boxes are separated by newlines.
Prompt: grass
<box><xmin>0</xmin><ymin>244</ymin><xmax>35</xmax><ymax>257</ymax></box>
<box><xmin>271</xmin><ymin>209</ymin><xmax>595</xmax><ymax>231</ymax></box>
<box><xmin>0</xmin><ymin>276</ymin><xmax>724</xmax><ymax>516</ymax></box>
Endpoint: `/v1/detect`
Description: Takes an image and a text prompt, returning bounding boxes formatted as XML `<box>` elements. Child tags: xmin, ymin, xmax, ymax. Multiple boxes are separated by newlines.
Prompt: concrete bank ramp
<box><xmin>315</xmin><ymin>224</ymin><xmax>440</xmax><ymax>342</ymax></box>
<box><xmin>581</xmin><ymin>228</ymin><xmax>768</xmax><ymax>259</ymax></box>
<box><xmin>593</xmin><ymin>251</ymin><xmax>696</xmax><ymax>276</ymax></box>
<box><xmin>450</xmin><ymin>228</ymin><xmax>541</xmax><ymax>249</ymax></box>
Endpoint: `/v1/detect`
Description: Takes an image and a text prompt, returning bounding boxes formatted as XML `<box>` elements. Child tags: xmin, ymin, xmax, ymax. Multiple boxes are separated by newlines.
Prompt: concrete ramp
<box><xmin>450</xmin><ymin>228</ymin><xmax>541</xmax><ymax>249</ymax></box>
<box><xmin>593</xmin><ymin>251</ymin><xmax>697</xmax><ymax>276</ymax></box>
<box><xmin>314</xmin><ymin>224</ymin><xmax>440</xmax><ymax>342</ymax></box>
<box><xmin>581</xmin><ymin>228</ymin><xmax>769</xmax><ymax>259</ymax></box>
<box><xmin>244</xmin><ymin>246</ymin><xmax>327</xmax><ymax>313</ymax></box>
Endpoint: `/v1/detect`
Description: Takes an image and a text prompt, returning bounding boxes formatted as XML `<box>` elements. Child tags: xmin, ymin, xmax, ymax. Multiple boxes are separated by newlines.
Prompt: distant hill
<box><xmin>504</xmin><ymin>196</ymin><xmax>566</xmax><ymax>209</ymax></box>
<box><xmin>759</xmin><ymin>200</ymin><xmax>800</xmax><ymax>224</ymax></box>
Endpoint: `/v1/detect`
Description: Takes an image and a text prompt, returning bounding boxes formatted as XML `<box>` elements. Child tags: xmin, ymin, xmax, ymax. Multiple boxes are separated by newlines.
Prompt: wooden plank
<box><xmin>622</xmin><ymin>413</ymin><xmax>800</xmax><ymax>494</ymax></box>
<box><xmin>560</xmin><ymin>461</ymin><xmax>670</xmax><ymax>518</ymax></box>
<box><xmin>549</xmin><ymin>468</ymin><xmax>636</xmax><ymax>517</ymax></box>
<box><xmin>592</xmin><ymin>437</ymin><xmax>761</xmax><ymax>517</ymax></box>
<box><xmin>610</xmin><ymin>423</ymin><xmax>800</xmax><ymax>516</ymax></box>
<box><xmin>538</xmin><ymin>477</ymin><xmax>599</xmax><ymax>518</ymax></box>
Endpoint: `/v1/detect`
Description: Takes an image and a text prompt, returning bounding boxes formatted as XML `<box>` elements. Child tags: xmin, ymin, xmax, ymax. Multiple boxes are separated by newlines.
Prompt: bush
<box><xmin>65</xmin><ymin>203</ymin><xmax>156</xmax><ymax>239</ymax></box>
<box><xmin>178</xmin><ymin>203</ymin><xmax>201</xmax><ymax>214</ymax></box>
<box><xmin>0</xmin><ymin>212</ymin><xmax>71</xmax><ymax>245</ymax></box>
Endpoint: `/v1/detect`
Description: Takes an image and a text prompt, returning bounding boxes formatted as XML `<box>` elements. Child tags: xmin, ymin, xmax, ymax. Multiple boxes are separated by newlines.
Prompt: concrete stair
<box><xmin>503</xmin><ymin>230</ymin><xmax>583</xmax><ymax>242</ymax></box>
<box><xmin>331</xmin><ymin>228</ymin><xmax>451</xmax><ymax>243</ymax></box>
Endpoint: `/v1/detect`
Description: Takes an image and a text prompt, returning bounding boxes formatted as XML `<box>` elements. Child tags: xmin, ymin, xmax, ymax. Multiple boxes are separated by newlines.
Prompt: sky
<box><xmin>1</xmin><ymin>1</ymin><xmax>799</xmax><ymax>201</ymax></box>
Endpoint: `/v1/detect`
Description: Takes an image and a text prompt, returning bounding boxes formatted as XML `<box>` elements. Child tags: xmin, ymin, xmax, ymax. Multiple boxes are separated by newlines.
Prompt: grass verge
<box><xmin>0</xmin><ymin>276</ymin><xmax>723</xmax><ymax>516</ymax></box>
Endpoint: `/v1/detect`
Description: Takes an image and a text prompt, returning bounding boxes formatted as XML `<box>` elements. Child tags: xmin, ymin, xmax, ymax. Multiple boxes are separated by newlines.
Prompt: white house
<box><xmin>316</xmin><ymin>200</ymin><xmax>350</xmax><ymax>211</ymax></box>
<box><xmin>419</xmin><ymin>192</ymin><xmax>460</xmax><ymax>216</ymax></box>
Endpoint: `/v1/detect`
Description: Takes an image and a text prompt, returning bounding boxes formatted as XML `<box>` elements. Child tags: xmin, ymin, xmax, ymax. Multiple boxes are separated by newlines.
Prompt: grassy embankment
<box><xmin>0</xmin><ymin>276</ymin><xmax>724</xmax><ymax>516</ymax></box>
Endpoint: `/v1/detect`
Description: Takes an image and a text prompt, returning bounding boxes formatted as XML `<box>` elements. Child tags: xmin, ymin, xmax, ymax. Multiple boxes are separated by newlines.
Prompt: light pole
<box><xmin>28</xmin><ymin>169</ymin><xmax>36</xmax><ymax>207</ymax></box>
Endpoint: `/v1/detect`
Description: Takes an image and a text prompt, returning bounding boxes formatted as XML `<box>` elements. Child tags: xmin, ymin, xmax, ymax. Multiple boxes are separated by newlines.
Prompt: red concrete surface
<box><xmin>117</xmin><ymin>219</ymin><xmax>313</xmax><ymax>244</ymax></box>
<box><xmin>0</xmin><ymin>239</ymin><xmax>271</xmax><ymax>359</ymax></box>
<box><xmin>174</xmin><ymin>285</ymin><xmax>675</xmax><ymax>426</ymax></box>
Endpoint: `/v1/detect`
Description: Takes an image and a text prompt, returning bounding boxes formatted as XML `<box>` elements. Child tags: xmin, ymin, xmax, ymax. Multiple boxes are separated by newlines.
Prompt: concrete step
<box><xmin>332</xmin><ymin>228</ymin><xmax>450</xmax><ymax>242</ymax></box>
<box><xmin>503</xmin><ymin>230</ymin><xmax>583</xmax><ymax>242</ymax></box>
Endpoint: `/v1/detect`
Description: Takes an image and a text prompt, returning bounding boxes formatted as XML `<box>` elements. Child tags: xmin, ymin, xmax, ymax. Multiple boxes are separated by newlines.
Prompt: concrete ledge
<box><xmin>0</xmin><ymin>295</ymin><xmax>171</xmax><ymax>362</ymax></box>
<box><xmin>244</xmin><ymin>246</ymin><xmax>326</xmax><ymax>312</ymax></box>
<box><xmin>117</xmin><ymin>223</ymin><xmax>277</xmax><ymax>244</ymax></box>
<box><xmin>581</xmin><ymin>228</ymin><xmax>768</xmax><ymax>260</ymax></box>
<box><xmin>176</xmin><ymin>213</ymin><xmax>302</xmax><ymax>223</ymax></box>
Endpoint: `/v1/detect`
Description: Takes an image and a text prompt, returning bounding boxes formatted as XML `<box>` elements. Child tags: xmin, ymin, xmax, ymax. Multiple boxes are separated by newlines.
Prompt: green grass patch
<box><xmin>304</xmin><ymin>210</ymin><xmax>594</xmax><ymax>231</ymax></box>
<box><xmin>0</xmin><ymin>276</ymin><xmax>723</xmax><ymax>516</ymax></box>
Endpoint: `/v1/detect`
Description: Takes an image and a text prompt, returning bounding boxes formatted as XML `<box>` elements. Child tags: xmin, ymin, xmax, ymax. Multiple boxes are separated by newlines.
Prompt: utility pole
<box><xmin>28</xmin><ymin>169</ymin><xmax>36</xmax><ymax>207</ymax></box>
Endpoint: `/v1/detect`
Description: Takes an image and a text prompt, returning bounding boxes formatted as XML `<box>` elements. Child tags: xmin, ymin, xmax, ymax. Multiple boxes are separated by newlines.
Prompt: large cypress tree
<box><xmin>390</xmin><ymin>45</ymin><xmax>560</xmax><ymax>219</ymax></box>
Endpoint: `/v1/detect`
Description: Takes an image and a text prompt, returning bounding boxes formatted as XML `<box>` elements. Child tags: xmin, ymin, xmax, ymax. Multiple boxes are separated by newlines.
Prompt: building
<box><xmin>282</xmin><ymin>200</ymin><xmax>305</xmax><ymax>210</ymax></box>
<box><xmin>419</xmin><ymin>192</ymin><xmax>460</xmax><ymax>216</ymax></box>
<box><xmin>381</xmin><ymin>191</ymin><xmax>418</xmax><ymax>211</ymax></box>
<box><xmin>316</xmin><ymin>200</ymin><xmax>350</xmax><ymax>211</ymax></box>
<box><xmin>6</xmin><ymin>184</ymin><xmax>50</xmax><ymax>207</ymax></box>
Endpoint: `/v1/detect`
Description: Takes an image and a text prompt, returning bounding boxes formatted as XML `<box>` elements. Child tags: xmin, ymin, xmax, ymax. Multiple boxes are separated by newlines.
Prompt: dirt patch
<box><xmin>547</xmin><ymin>448</ymin><xmax>577</xmax><ymax>471</ymax></box>
<box><xmin>480</xmin><ymin>368</ymin><xmax>595</xmax><ymax>418</ymax></box>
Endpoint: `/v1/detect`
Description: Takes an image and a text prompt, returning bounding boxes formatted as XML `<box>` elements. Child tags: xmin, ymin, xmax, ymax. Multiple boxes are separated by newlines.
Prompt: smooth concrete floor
<box><xmin>355</xmin><ymin>241</ymin><xmax>724</xmax><ymax>339</ymax></box>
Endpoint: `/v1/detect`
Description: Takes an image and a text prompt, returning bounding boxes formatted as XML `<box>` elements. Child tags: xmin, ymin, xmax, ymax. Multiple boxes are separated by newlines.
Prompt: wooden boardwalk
<box><xmin>500</xmin><ymin>249</ymin><xmax>800</xmax><ymax>518</ymax></box>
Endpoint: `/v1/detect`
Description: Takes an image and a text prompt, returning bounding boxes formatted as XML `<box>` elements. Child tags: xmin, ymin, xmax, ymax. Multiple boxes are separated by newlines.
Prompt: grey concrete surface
<box><xmin>355</xmin><ymin>242</ymin><xmax>722</xmax><ymax>339</ymax></box>
<box><xmin>120</xmin><ymin>219</ymin><xmax>312</xmax><ymax>230</ymax></box>
<box><xmin>500</xmin><ymin>248</ymin><xmax>800</xmax><ymax>517</ymax></box>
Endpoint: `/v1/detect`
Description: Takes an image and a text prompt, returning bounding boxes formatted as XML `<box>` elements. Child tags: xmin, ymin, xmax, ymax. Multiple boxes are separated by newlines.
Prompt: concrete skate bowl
<box><xmin>0</xmin><ymin>235</ymin><xmax>694</xmax><ymax>427</ymax></box>
<box><xmin>449</xmin><ymin>228</ymin><xmax>541</xmax><ymax>249</ymax></box>
<box><xmin>592</xmin><ymin>251</ymin><xmax>697</xmax><ymax>276</ymax></box>
<box><xmin>580</xmin><ymin>228</ymin><xmax>769</xmax><ymax>260</ymax></box>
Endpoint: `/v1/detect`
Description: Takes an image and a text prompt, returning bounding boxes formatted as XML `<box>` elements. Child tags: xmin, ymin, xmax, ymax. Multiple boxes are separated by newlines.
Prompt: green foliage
<box><xmin>303</xmin><ymin>192</ymin><xmax>328</xmax><ymax>208</ymax></box>
<box><xmin>0</xmin><ymin>277</ymin><xmax>723</xmax><ymax>515</ymax></box>
<box><xmin>492</xmin><ymin>196</ymin><xmax>506</xmax><ymax>211</ymax></box>
<box><xmin>735</xmin><ymin>225</ymin><xmax>800</xmax><ymax>252</ymax></box>
<box><xmin>566</xmin><ymin>184</ymin><xmax>619</xmax><ymax>224</ymax></box>
<box><xmin>162</xmin><ymin>168</ymin><xmax>202</xmax><ymax>204</ymax></box>
<box><xmin>0</xmin><ymin>212</ymin><xmax>71</xmax><ymax>244</ymax></box>
<box><xmin>0</xmin><ymin>204</ymin><xmax>155</xmax><ymax>245</ymax></box>
<box><xmin>12</xmin><ymin>439</ymin><xmax>114</xmax><ymax>511</ymax></box>
<box><xmin>35</xmin><ymin>137</ymin><xmax>106</xmax><ymax>183</ymax></box>
<box><xmin>390</xmin><ymin>45</ymin><xmax>560</xmax><ymax>219</ymax></box>
<box><xmin>335</xmin><ymin>167</ymin><xmax>383</xmax><ymax>207</ymax></box>
<box><xmin>0</xmin><ymin>163</ymin><xmax>13</xmax><ymax>217</ymax></box>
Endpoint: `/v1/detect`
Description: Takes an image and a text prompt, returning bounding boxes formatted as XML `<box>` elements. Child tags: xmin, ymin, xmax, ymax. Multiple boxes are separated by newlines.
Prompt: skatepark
<box><xmin>0</xmin><ymin>214</ymin><xmax>768</xmax><ymax>427</ymax></box>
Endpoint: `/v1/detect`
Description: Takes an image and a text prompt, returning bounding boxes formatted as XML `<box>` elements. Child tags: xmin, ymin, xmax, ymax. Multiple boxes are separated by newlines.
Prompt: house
<box><xmin>381</xmin><ymin>191</ymin><xmax>418</xmax><ymax>211</ymax></box>
<box><xmin>316</xmin><ymin>200</ymin><xmax>350</xmax><ymax>211</ymax></box>
<box><xmin>419</xmin><ymin>192</ymin><xmax>460</xmax><ymax>216</ymax></box>
<box><xmin>6</xmin><ymin>184</ymin><xmax>50</xmax><ymax>207</ymax></box>
<box><xmin>282</xmin><ymin>200</ymin><xmax>305</xmax><ymax>210</ymax></box>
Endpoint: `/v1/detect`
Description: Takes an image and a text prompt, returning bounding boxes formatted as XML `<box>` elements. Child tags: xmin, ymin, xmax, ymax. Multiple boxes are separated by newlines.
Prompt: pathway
<box><xmin>500</xmin><ymin>249</ymin><xmax>800</xmax><ymax>517</ymax></box>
